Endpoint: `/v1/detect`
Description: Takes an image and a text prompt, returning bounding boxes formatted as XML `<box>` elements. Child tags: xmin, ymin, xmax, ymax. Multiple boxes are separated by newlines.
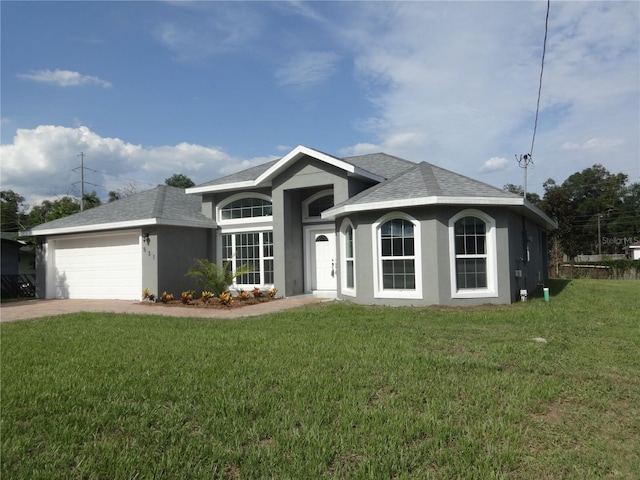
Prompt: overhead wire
<box><xmin>530</xmin><ymin>0</ymin><xmax>550</xmax><ymax>160</ymax></box>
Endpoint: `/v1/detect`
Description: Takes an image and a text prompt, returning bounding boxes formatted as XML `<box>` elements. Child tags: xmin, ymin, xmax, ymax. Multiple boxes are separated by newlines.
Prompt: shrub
<box><xmin>186</xmin><ymin>259</ymin><xmax>253</xmax><ymax>296</ymax></box>
<box><xmin>160</xmin><ymin>291</ymin><xmax>174</xmax><ymax>303</ymax></box>
<box><xmin>252</xmin><ymin>287</ymin><xmax>263</xmax><ymax>298</ymax></box>
<box><xmin>267</xmin><ymin>288</ymin><xmax>278</xmax><ymax>298</ymax></box>
<box><xmin>218</xmin><ymin>291</ymin><xmax>234</xmax><ymax>306</ymax></box>
<box><xmin>201</xmin><ymin>291</ymin><xmax>215</xmax><ymax>304</ymax></box>
<box><xmin>237</xmin><ymin>290</ymin><xmax>251</xmax><ymax>301</ymax></box>
<box><xmin>180</xmin><ymin>290</ymin><xmax>195</xmax><ymax>304</ymax></box>
<box><xmin>142</xmin><ymin>288</ymin><xmax>155</xmax><ymax>302</ymax></box>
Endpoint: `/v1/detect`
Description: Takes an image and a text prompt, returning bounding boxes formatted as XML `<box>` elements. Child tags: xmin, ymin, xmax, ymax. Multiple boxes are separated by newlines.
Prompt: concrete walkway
<box><xmin>0</xmin><ymin>296</ymin><xmax>328</xmax><ymax>323</ymax></box>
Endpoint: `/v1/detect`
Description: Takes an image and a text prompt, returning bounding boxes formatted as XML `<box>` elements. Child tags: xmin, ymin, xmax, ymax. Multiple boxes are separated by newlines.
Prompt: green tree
<box><xmin>25</xmin><ymin>191</ymin><xmax>101</xmax><ymax>228</ymax></box>
<box><xmin>1</xmin><ymin>190</ymin><xmax>26</xmax><ymax>232</ymax></box>
<box><xmin>108</xmin><ymin>191</ymin><xmax>121</xmax><ymax>202</ymax></box>
<box><xmin>540</xmin><ymin>164</ymin><xmax>633</xmax><ymax>258</ymax></box>
<box><xmin>165</xmin><ymin>173</ymin><xmax>195</xmax><ymax>189</ymax></box>
<box><xmin>503</xmin><ymin>183</ymin><xmax>541</xmax><ymax>206</ymax></box>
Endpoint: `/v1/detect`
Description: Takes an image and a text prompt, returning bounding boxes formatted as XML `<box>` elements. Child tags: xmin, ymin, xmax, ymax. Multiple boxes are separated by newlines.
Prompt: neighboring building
<box><xmin>629</xmin><ymin>241</ymin><xmax>640</xmax><ymax>260</ymax></box>
<box><xmin>1</xmin><ymin>233</ymin><xmax>35</xmax><ymax>297</ymax></box>
<box><xmin>22</xmin><ymin>146</ymin><xmax>556</xmax><ymax>305</ymax></box>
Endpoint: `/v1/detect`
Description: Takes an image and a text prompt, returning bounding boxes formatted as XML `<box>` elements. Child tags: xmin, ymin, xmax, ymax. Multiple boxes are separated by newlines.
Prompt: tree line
<box><xmin>2</xmin><ymin>166</ymin><xmax>638</xmax><ymax>259</ymax></box>
<box><xmin>1</xmin><ymin>174</ymin><xmax>195</xmax><ymax>233</ymax></box>
<box><xmin>505</xmin><ymin>164</ymin><xmax>639</xmax><ymax>259</ymax></box>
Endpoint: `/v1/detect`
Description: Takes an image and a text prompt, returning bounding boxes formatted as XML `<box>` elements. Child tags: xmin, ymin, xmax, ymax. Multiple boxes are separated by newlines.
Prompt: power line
<box><xmin>530</xmin><ymin>0</ymin><xmax>550</xmax><ymax>159</ymax></box>
<box><xmin>515</xmin><ymin>0</ymin><xmax>550</xmax><ymax>196</ymax></box>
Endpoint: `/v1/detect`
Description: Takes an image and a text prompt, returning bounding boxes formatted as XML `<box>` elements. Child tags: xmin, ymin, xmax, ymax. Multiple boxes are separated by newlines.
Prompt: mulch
<box><xmin>139</xmin><ymin>297</ymin><xmax>281</xmax><ymax>310</ymax></box>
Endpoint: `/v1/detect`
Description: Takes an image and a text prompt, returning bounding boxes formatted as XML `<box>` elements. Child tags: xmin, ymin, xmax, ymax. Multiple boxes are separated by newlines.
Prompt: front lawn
<box><xmin>2</xmin><ymin>279</ymin><xmax>639</xmax><ymax>479</ymax></box>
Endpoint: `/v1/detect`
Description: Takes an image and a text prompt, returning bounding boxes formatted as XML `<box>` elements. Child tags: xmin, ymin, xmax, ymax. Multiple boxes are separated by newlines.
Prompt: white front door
<box><xmin>313</xmin><ymin>232</ymin><xmax>337</xmax><ymax>291</ymax></box>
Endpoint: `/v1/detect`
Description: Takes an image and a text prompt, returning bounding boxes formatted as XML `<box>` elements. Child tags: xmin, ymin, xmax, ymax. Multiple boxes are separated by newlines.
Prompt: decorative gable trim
<box><xmin>187</xmin><ymin>146</ymin><xmax>385</xmax><ymax>194</ymax></box>
<box><xmin>256</xmin><ymin>146</ymin><xmax>385</xmax><ymax>185</ymax></box>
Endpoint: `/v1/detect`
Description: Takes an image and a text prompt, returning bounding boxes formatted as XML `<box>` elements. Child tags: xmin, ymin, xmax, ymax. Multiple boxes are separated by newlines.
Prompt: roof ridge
<box><xmin>151</xmin><ymin>185</ymin><xmax>168</xmax><ymax>218</ymax></box>
<box><xmin>418</xmin><ymin>162</ymin><xmax>442</xmax><ymax>196</ymax></box>
<box><xmin>428</xmin><ymin>163</ymin><xmax>519</xmax><ymax>197</ymax></box>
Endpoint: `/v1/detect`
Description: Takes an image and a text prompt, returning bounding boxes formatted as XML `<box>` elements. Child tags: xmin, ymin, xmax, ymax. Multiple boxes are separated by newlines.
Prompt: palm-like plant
<box><xmin>185</xmin><ymin>259</ymin><xmax>253</xmax><ymax>296</ymax></box>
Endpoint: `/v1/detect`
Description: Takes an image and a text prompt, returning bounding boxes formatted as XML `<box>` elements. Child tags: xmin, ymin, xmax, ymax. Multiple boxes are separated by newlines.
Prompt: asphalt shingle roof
<box><xmin>342</xmin><ymin>153</ymin><xmax>416</xmax><ymax>180</ymax></box>
<box><xmin>192</xmin><ymin>151</ymin><xmax>417</xmax><ymax>191</ymax></box>
<box><xmin>332</xmin><ymin>161</ymin><xmax>521</xmax><ymax>208</ymax></box>
<box><xmin>26</xmin><ymin>185</ymin><xmax>212</xmax><ymax>234</ymax></box>
<box><xmin>193</xmin><ymin>159</ymin><xmax>280</xmax><ymax>188</ymax></box>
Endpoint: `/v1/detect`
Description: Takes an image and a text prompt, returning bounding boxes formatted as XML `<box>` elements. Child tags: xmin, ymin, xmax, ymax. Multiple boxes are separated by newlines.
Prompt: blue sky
<box><xmin>2</xmin><ymin>1</ymin><xmax>639</xmax><ymax>207</ymax></box>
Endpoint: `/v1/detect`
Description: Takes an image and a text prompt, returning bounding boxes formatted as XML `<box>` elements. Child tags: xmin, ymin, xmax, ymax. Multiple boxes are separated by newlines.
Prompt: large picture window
<box><xmin>449</xmin><ymin>210</ymin><xmax>497</xmax><ymax>298</ymax></box>
<box><xmin>222</xmin><ymin>231</ymin><xmax>274</xmax><ymax>287</ymax></box>
<box><xmin>372</xmin><ymin>212</ymin><xmax>422</xmax><ymax>299</ymax></box>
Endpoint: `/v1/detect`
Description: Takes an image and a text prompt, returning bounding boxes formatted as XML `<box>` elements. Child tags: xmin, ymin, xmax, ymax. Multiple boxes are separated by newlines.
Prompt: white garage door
<box><xmin>52</xmin><ymin>232</ymin><xmax>142</xmax><ymax>300</ymax></box>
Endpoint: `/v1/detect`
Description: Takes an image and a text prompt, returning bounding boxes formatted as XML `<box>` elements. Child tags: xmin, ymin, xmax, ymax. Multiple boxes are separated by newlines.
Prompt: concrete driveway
<box><xmin>0</xmin><ymin>296</ymin><xmax>326</xmax><ymax>322</ymax></box>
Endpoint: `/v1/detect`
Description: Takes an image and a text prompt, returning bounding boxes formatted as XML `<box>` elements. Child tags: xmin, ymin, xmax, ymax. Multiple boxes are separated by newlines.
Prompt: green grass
<box><xmin>2</xmin><ymin>279</ymin><xmax>639</xmax><ymax>479</ymax></box>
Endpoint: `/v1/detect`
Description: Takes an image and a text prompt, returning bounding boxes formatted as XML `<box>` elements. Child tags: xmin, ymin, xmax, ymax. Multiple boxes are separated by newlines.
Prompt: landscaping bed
<box><xmin>140</xmin><ymin>295</ymin><xmax>281</xmax><ymax>310</ymax></box>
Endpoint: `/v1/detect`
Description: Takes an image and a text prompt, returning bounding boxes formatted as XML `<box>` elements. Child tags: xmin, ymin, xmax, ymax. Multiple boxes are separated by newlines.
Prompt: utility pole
<box><xmin>597</xmin><ymin>214</ymin><xmax>602</xmax><ymax>256</ymax></box>
<box><xmin>516</xmin><ymin>153</ymin><xmax>533</xmax><ymax>199</ymax></box>
<box><xmin>73</xmin><ymin>152</ymin><xmax>96</xmax><ymax>211</ymax></box>
<box><xmin>79</xmin><ymin>152</ymin><xmax>85</xmax><ymax>211</ymax></box>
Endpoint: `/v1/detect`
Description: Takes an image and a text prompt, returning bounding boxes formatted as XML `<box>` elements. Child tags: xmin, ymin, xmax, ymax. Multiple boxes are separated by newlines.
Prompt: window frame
<box><xmin>372</xmin><ymin>212</ymin><xmax>422</xmax><ymax>300</ymax></box>
<box><xmin>217</xmin><ymin>193</ymin><xmax>273</xmax><ymax>225</ymax></box>
<box><xmin>448</xmin><ymin>209</ymin><xmax>498</xmax><ymax>299</ymax></box>
<box><xmin>302</xmin><ymin>189</ymin><xmax>334</xmax><ymax>223</ymax></box>
<box><xmin>340</xmin><ymin>218</ymin><xmax>356</xmax><ymax>297</ymax></box>
<box><xmin>220</xmin><ymin>227</ymin><xmax>275</xmax><ymax>290</ymax></box>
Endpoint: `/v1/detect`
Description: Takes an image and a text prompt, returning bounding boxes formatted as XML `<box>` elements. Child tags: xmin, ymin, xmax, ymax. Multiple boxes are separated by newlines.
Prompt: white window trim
<box><xmin>371</xmin><ymin>212</ymin><xmax>422</xmax><ymax>300</ymax></box>
<box><xmin>448</xmin><ymin>209</ymin><xmax>498</xmax><ymax>299</ymax></box>
<box><xmin>217</xmin><ymin>228</ymin><xmax>275</xmax><ymax>290</ymax></box>
<box><xmin>216</xmin><ymin>192</ymin><xmax>273</xmax><ymax>226</ymax></box>
<box><xmin>340</xmin><ymin>218</ymin><xmax>356</xmax><ymax>297</ymax></box>
<box><xmin>302</xmin><ymin>189</ymin><xmax>334</xmax><ymax>223</ymax></box>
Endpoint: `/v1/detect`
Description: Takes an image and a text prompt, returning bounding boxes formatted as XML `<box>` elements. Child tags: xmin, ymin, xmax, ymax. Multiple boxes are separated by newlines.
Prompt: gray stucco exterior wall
<box><xmin>155</xmin><ymin>226</ymin><xmax>211</xmax><ymax>296</ymax></box>
<box><xmin>271</xmin><ymin>156</ymin><xmax>352</xmax><ymax>296</ymax></box>
<box><xmin>336</xmin><ymin>206</ymin><xmax>526</xmax><ymax>307</ymax></box>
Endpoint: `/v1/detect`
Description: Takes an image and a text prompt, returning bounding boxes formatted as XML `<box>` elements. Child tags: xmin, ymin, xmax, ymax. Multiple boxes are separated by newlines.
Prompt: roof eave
<box><xmin>186</xmin><ymin>180</ymin><xmax>258</xmax><ymax>195</ymax></box>
<box><xmin>322</xmin><ymin>196</ymin><xmax>558</xmax><ymax>230</ymax></box>
<box><xmin>21</xmin><ymin>218</ymin><xmax>214</xmax><ymax>237</ymax></box>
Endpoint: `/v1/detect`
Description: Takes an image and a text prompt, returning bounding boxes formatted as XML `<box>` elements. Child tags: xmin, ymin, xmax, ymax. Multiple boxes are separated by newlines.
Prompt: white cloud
<box><xmin>275</xmin><ymin>51</ymin><xmax>340</xmax><ymax>88</ymax></box>
<box><xmin>0</xmin><ymin>125</ymin><xmax>271</xmax><ymax>207</ymax></box>
<box><xmin>326</xmin><ymin>1</ymin><xmax>638</xmax><ymax>189</ymax></box>
<box><xmin>339</xmin><ymin>143</ymin><xmax>382</xmax><ymax>157</ymax></box>
<box><xmin>481</xmin><ymin>157</ymin><xmax>510</xmax><ymax>173</ymax></box>
<box><xmin>153</xmin><ymin>3</ymin><xmax>265</xmax><ymax>60</ymax></box>
<box><xmin>18</xmin><ymin>69</ymin><xmax>112</xmax><ymax>88</ymax></box>
<box><xmin>561</xmin><ymin>137</ymin><xmax>624</xmax><ymax>151</ymax></box>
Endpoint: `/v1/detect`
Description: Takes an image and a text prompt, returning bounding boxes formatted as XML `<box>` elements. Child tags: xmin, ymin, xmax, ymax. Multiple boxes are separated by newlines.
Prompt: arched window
<box><xmin>340</xmin><ymin>219</ymin><xmax>356</xmax><ymax>295</ymax></box>
<box><xmin>454</xmin><ymin>216</ymin><xmax>487</xmax><ymax>288</ymax></box>
<box><xmin>302</xmin><ymin>189</ymin><xmax>334</xmax><ymax>222</ymax></box>
<box><xmin>308</xmin><ymin>195</ymin><xmax>334</xmax><ymax>218</ymax></box>
<box><xmin>221</xmin><ymin>197</ymin><xmax>272</xmax><ymax>220</ymax></box>
<box><xmin>449</xmin><ymin>210</ymin><xmax>497</xmax><ymax>298</ymax></box>
<box><xmin>381</xmin><ymin>218</ymin><xmax>415</xmax><ymax>289</ymax></box>
<box><xmin>372</xmin><ymin>212</ymin><xmax>422</xmax><ymax>299</ymax></box>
